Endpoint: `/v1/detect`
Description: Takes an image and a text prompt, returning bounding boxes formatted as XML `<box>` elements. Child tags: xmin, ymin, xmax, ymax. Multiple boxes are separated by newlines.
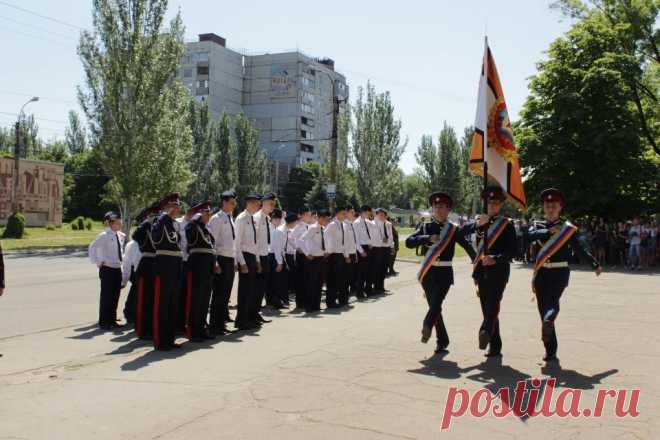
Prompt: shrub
<box><xmin>71</xmin><ymin>222</ymin><xmax>79</xmax><ymax>231</ymax></box>
<box><xmin>2</xmin><ymin>212</ymin><xmax>26</xmax><ymax>239</ymax></box>
<box><xmin>46</xmin><ymin>224</ymin><xmax>56</xmax><ymax>231</ymax></box>
<box><xmin>75</xmin><ymin>216</ymin><xmax>85</xmax><ymax>231</ymax></box>
<box><xmin>84</xmin><ymin>218</ymin><xmax>93</xmax><ymax>230</ymax></box>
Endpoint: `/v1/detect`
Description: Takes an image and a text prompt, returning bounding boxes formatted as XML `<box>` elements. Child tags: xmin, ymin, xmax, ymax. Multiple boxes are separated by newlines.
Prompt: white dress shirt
<box><xmin>354</xmin><ymin>217</ymin><xmax>374</xmax><ymax>247</ymax></box>
<box><xmin>253</xmin><ymin>210</ymin><xmax>271</xmax><ymax>257</ymax></box>
<box><xmin>282</xmin><ymin>225</ymin><xmax>297</xmax><ymax>255</ymax></box>
<box><xmin>208</xmin><ymin>210</ymin><xmax>236</xmax><ymax>258</ymax></box>
<box><xmin>270</xmin><ymin>223</ymin><xmax>286</xmax><ymax>265</ymax></box>
<box><xmin>177</xmin><ymin>216</ymin><xmax>190</xmax><ymax>261</ymax></box>
<box><xmin>121</xmin><ymin>240</ymin><xmax>142</xmax><ymax>285</ymax></box>
<box><xmin>234</xmin><ymin>210</ymin><xmax>258</xmax><ymax>265</ymax></box>
<box><xmin>291</xmin><ymin>222</ymin><xmax>310</xmax><ymax>252</ymax></box>
<box><xmin>373</xmin><ymin>219</ymin><xmax>394</xmax><ymax>248</ymax></box>
<box><xmin>343</xmin><ymin>220</ymin><xmax>361</xmax><ymax>254</ymax></box>
<box><xmin>89</xmin><ymin>227</ymin><xmax>126</xmax><ymax>269</ymax></box>
<box><xmin>300</xmin><ymin>223</ymin><xmax>326</xmax><ymax>257</ymax></box>
<box><xmin>325</xmin><ymin>219</ymin><xmax>349</xmax><ymax>257</ymax></box>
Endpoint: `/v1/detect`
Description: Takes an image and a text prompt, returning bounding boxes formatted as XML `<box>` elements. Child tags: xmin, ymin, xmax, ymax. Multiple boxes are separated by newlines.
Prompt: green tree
<box><xmin>234</xmin><ymin>112</ymin><xmax>266</xmax><ymax>203</ymax></box>
<box><xmin>211</xmin><ymin>112</ymin><xmax>237</xmax><ymax>197</ymax></box>
<box><xmin>414</xmin><ymin>122</ymin><xmax>461</xmax><ymax>206</ymax></box>
<box><xmin>77</xmin><ymin>0</ymin><xmax>193</xmax><ymax>230</ymax></box>
<box><xmin>281</xmin><ymin>162</ymin><xmax>320</xmax><ymax>213</ymax></box>
<box><xmin>349</xmin><ymin>81</ymin><xmax>407</xmax><ymax>207</ymax></box>
<box><xmin>65</xmin><ymin>110</ymin><xmax>87</xmax><ymax>155</ymax></box>
<box><xmin>186</xmin><ymin>99</ymin><xmax>212</xmax><ymax>203</ymax></box>
<box><xmin>63</xmin><ymin>150</ymin><xmax>113</xmax><ymax>221</ymax></box>
<box><xmin>517</xmin><ymin>12</ymin><xmax>659</xmax><ymax>218</ymax></box>
<box><xmin>458</xmin><ymin>126</ymin><xmax>482</xmax><ymax>215</ymax></box>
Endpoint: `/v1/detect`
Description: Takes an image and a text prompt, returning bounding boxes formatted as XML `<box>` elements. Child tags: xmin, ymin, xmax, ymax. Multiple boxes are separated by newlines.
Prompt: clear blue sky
<box><xmin>0</xmin><ymin>0</ymin><xmax>572</xmax><ymax>173</ymax></box>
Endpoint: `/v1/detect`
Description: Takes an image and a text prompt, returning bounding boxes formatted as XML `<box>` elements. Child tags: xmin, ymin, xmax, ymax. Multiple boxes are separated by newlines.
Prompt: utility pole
<box><xmin>329</xmin><ymin>79</ymin><xmax>338</xmax><ymax>185</ymax></box>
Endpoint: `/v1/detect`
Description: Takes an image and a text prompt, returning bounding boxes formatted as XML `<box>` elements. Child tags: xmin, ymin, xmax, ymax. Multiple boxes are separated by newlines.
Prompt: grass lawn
<box><xmin>396</xmin><ymin>239</ymin><xmax>467</xmax><ymax>261</ymax></box>
<box><xmin>1</xmin><ymin>222</ymin><xmax>105</xmax><ymax>252</ymax></box>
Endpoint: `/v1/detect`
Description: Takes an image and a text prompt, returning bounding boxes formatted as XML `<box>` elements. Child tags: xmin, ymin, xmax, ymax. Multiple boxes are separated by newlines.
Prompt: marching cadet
<box><xmin>291</xmin><ymin>206</ymin><xmax>314</xmax><ymax>310</ymax></box>
<box><xmin>300</xmin><ymin>209</ymin><xmax>331</xmax><ymax>313</ymax></box>
<box><xmin>282</xmin><ymin>213</ymin><xmax>299</xmax><ymax>306</ymax></box>
<box><xmin>151</xmin><ymin>193</ymin><xmax>183</xmax><ymax>350</ymax></box>
<box><xmin>267</xmin><ymin>209</ymin><xmax>287</xmax><ymax>308</ymax></box>
<box><xmin>324</xmin><ymin>206</ymin><xmax>350</xmax><ymax>308</ymax></box>
<box><xmin>354</xmin><ymin>205</ymin><xmax>374</xmax><ymax>299</ymax></box>
<box><xmin>405</xmin><ymin>192</ymin><xmax>477</xmax><ymax>353</ymax></box>
<box><xmin>372</xmin><ymin>208</ymin><xmax>394</xmax><ymax>294</ymax></box>
<box><xmin>184</xmin><ymin>201</ymin><xmax>217</xmax><ymax>342</ymax></box>
<box><xmin>88</xmin><ymin>211</ymin><xmax>126</xmax><ymax>330</ymax></box>
<box><xmin>463</xmin><ymin>186</ymin><xmax>517</xmax><ymax>357</ymax></box>
<box><xmin>121</xmin><ymin>234</ymin><xmax>142</xmax><ymax>325</ymax></box>
<box><xmin>234</xmin><ymin>193</ymin><xmax>262</xmax><ymax>330</ymax></box>
<box><xmin>132</xmin><ymin>202</ymin><xmax>161</xmax><ymax>340</ymax></box>
<box><xmin>528</xmin><ymin>188</ymin><xmax>602</xmax><ymax>362</ymax></box>
<box><xmin>176</xmin><ymin>205</ymin><xmax>195</xmax><ymax>334</ymax></box>
<box><xmin>344</xmin><ymin>206</ymin><xmax>361</xmax><ymax>301</ymax></box>
<box><xmin>254</xmin><ymin>192</ymin><xmax>276</xmax><ymax>320</ymax></box>
<box><xmin>208</xmin><ymin>190</ymin><xmax>237</xmax><ymax>335</ymax></box>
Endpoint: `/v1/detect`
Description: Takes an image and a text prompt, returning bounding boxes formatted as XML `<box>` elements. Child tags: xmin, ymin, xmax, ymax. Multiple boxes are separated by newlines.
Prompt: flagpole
<box><xmin>482</xmin><ymin>36</ymin><xmax>489</xmax><ymax>268</ymax></box>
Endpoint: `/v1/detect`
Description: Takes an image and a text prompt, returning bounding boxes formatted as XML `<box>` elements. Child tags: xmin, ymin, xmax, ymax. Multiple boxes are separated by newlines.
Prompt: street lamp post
<box><xmin>13</xmin><ymin>97</ymin><xmax>39</xmax><ymax>214</ymax></box>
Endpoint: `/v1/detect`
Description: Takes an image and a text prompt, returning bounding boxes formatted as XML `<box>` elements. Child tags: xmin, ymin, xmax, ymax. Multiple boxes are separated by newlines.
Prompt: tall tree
<box><xmin>281</xmin><ymin>162</ymin><xmax>320</xmax><ymax>214</ymax></box>
<box><xmin>349</xmin><ymin>81</ymin><xmax>407</xmax><ymax>207</ymax></box>
<box><xmin>78</xmin><ymin>0</ymin><xmax>193</xmax><ymax>230</ymax></box>
<box><xmin>234</xmin><ymin>112</ymin><xmax>266</xmax><ymax>203</ymax></box>
<box><xmin>458</xmin><ymin>126</ymin><xmax>481</xmax><ymax>215</ymax></box>
<box><xmin>65</xmin><ymin>110</ymin><xmax>87</xmax><ymax>155</ymax></box>
<box><xmin>517</xmin><ymin>12</ymin><xmax>659</xmax><ymax>218</ymax></box>
<box><xmin>211</xmin><ymin>112</ymin><xmax>237</xmax><ymax>197</ymax></box>
<box><xmin>19</xmin><ymin>114</ymin><xmax>40</xmax><ymax>158</ymax></box>
<box><xmin>186</xmin><ymin>99</ymin><xmax>212</xmax><ymax>203</ymax></box>
<box><xmin>414</xmin><ymin>122</ymin><xmax>461</xmax><ymax>206</ymax></box>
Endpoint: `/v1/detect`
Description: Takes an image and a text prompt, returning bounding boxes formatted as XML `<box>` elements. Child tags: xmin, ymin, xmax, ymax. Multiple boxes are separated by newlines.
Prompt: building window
<box><xmin>301</xmin><ymin>103</ymin><xmax>314</xmax><ymax>115</ymax></box>
<box><xmin>302</xmin><ymin>91</ymin><xmax>315</xmax><ymax>104</ymax></box>
<box><xmin>197</xmin><ymin>65</ymin><xmax>209</xmax><ymax>75</ymax></box>
<box><xmin>301</xmin><ymin>116</ymin><xmax>315</xmax><ymax>127</ymax></box>
<box><xmin>301</xmin><ymin>130</ymin><xmax>314</xmax><ymax>140</ymax></box>
<box><xmin>183</xmin><ymin>55</ymin><xmax>192</xmax><ymax>64</ymax></box>
<box><xmin>197</xmin><ymin>79</ymin><xmax>208</xmax><ymax>88</ymax></box>
<box><xmin>301</xmin><ymin>143</ymin><xmax>314</xmax><ymax>153</ymax></box>
<box><xmin>197</xmin><ymin>52</ymin><xmax>209</xmax><ymax>62</ymax></box>
<box><xmin>183</xmin><ymin>67</ymin><xmax>193</xmax><ymax>78</ymax></box>
<box><xmin>302</xmin><ymin>76</ymin><xmax>316</xmax><ymax>89</ymax></box>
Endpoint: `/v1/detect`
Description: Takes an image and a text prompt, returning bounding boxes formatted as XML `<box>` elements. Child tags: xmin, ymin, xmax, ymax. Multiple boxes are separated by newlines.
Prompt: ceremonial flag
<box><xmin>469</xmin><ymin>38</ymin><xmax>526</xmax><ymax>210</ymax></box>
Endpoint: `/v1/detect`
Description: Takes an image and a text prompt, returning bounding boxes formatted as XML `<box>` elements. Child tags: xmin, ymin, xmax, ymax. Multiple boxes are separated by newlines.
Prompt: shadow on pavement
<box><xmin>407</xmin><ymin>351</ymin><xmax>470</xmax><ymax>379</ymax></box>
<box><xmin>541</xmin><ymin>363</ymin><xmax>618</xmax><ymax>390</ymax></box>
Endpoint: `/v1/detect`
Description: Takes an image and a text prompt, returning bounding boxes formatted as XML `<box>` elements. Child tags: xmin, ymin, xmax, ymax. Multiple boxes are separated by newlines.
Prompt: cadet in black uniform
<box><xmin>151</xmin><ymin>193</ymin><xmax>183</xmax><ymax>350</ymax></box>
<box><xmin>184</xmin><ymin>201</ymin><xmax>217</xmax><ymax>342</ymax></box>
<box><xmin>463</xmin><ymin>186</ymin><xmax>517</xmax><ymax>357</ymax></box>
<box><xmin>405</xmin><ymin>192</ymin><xmax>476</xmax><ymax>353</ymax></box>
<box><xmin>528</xmin><ymin>188</ymin><xmax>602</xmax><ymax>362</ymax></box>
<box><xmin>132</xmin><ymin>202</ymin><xmax>160</xmax><ymax>340</ymax></box>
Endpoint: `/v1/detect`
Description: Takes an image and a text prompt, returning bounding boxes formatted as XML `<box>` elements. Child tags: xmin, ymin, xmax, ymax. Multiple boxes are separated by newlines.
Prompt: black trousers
<box><xmin>372</xmin><ymin>246</ymin><xmax>387</xmax><ymax>293</ymax></box>
<box><xmin>421</xmin><ymin>267</ymin><xmax>453</xmax><ymax>345</ymax></box>
<box><xmin>356</xmin><ymin>246</ymin><xmax>371</xmax><ymax>297</ymax></box>
<box><xmin>325</xmin><ymin>253</ymin><xmax>346</xmax><ymax>306</ymax></box>
<box><xmin>254</xmin><ymin>255</ymin><xmax>270</xmax><ymax>317</ymax></box>
<box><xmin>176</xmin><ymin>260</ymin><xmax>190</xmax><ymax>333</ymax></box>
<box><xmin>294</xmin><ymin>252</ymin><xmax>308</xmax><ymax>309</ymax></box>
<box><xmin>534</xmin><ymin>268</ymin><xmax>570</xmax><ymax>357</ymax></box>
<box><xmin>210</xmin><ymin>255</ymin><xmax>235</xmax><ymax>331</ymax></box>
<box><xmin>236</xmin><ymin>252</ymin><xmax>257</xmax><ymax>328</ymax></box>
<box><xmin>387</xmin><ymin>248</ymin><xmax>397</xmax><ymax>274</ymax></box>
<box><xmin>475</xmin><ymin>264</ymin><xmax>510</xmax><ymax>354</ymax></box>
<box><xmin>265</xmin><ymin>253</ymin><xmax>281</xmax><ymax>306</ymax></box>
<box><xmin>98</xmin><ymin>266</ymin><xmax>122</xmax><ymax>327</ymax></box>
<box><xmin>135</xmin><ymin>257</ymin><xmax>156</xmax><ymax>339</ymax></box>
<box><xmin>345</xmin><ymin>253</ymin><xmax>358</xmax><ymax>298</ymax></box>
<box><xmin>123</xmin><ymin>268</ymin><xmax>137</xmax><ymax>323</ymax></box>
<box><xmin>284</xmin><ymin>254</ymin><xmax>296</xmax><ymax>304</ymax></box>
<box><xmin>153</xmin><ymin>255</ymin><xmax>182</xmax><ymax>349</ymax></box>
<box><xmin>186</xmin><ymin>253</ymin><xmax>215</xmax><ymax>340</ymax></box>
<box><xmin>305</xmin><ymin>257</ymin><xmax>323</xmax><ymax>312</ymax></box>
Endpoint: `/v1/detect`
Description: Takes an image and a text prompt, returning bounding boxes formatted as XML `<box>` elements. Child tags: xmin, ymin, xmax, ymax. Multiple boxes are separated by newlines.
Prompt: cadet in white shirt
<box><xmin>88</xmin><ymin>211</ymin><xmax>126</xmax><ymax>329</ymax></box>
<box><xmin>233</xmin><ymin>193</ymin><xmax>262</xmax><ymax>330</ymax></box>
<box><xmin>121</xmin><ymin>238</ymin><xmax>142</xmax><ymax>324</ymax></box>
<box><xmin>281</xmin><ymin>213</ymin><xmax>299</xmax><ymax>307</ymax></box>
<box><xmin>176</xmin><ymin>207</ymin><xmax>195</xmax><ymax>333</ymax></box>
<box><xmin>291</xmin><ymin>207</ymin><xmax>313</xmax><ymax>310</ymax></box>
<box><xmin>354</xmin><ymin>205</ymin><xmax>376</xmax><ymax>298</ymax></box>
<box><xmin>300</xmin><ymin>209</ymin><xmax>331</xmax><ymax>313</ymax></box>
<box><xmin>207</xmin><ymin>190</ymin><xmax>237</xmax><ymax>334</ymax></box>
<box><xmin>253</xmin><ymin>192</ymin><xmax>276</xmax><ymax>320</ymax></box>
<box><xmin>344</xmin><ymin>206</ymin><xmax>361</xmax><ymax>301</ymax></box>
<box><xmin>267</xmin><ymin>209</ymin><xmax>287</xmax><ymax>308</ymax></box>
<box><xmin>372</xmin><ymin>208</ymin><xmax>394</xmax><ymax>294</ymax></box>
<box><xmin>325</xmin><ymin>206</ymin><xmax>350</xmax><ymax>308</ymax></box>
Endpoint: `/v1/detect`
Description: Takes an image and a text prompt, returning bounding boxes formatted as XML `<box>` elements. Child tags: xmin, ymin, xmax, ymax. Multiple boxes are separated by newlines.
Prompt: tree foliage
<box><xmin>65</xmin><ymin>110</ymin><xmax>87</xmax><ymax>155</ymax></box>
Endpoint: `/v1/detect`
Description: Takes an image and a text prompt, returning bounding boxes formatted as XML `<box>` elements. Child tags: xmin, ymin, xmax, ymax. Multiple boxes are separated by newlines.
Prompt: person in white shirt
<box><xmin>325</xmin><ymin>206</ymin><xmax>350</xmax><ymax>308</ymax></box>
<box><xmin>372</xmin><ymin>208</ymin><xmax>394</xmax><ymax>294</ymax></box>
<box><xmin>281</xmin><ymin>213</ymin><xmax>299</xmax><ymax>307</ymax></box>
<box><xmin>175</xmin><ymin>207</ymin><xmax>195</xmax><ymax>333</ymax></box>
<box><xmin>299</xmin><ymin>209</ymin><xmax>331</xmax><ymax>313</ymax></box>
<box><xmin>267</xmin><ymin>209</ymin><xmax>287</xmax><ymax>308</ymax></box>
<box><xmin>354</xmin><ymin>205</ymin><xmax>376</xmax><ymax>297</ymax></box>
<box><xmin>207</xmin><ymin>190</ymin><xmax>237</xmax><ymax>334</ymax></box>
<box><xmin>253</xmin><ymin>192</ymin><xmax>277</xmax><ymax>320</ymax></box>
<box><xmin>88</xmin><ymin>211</ymin><xmax>126</xmax><ymax>330</ymax></box>
<box><xmin>291</xmin><ymin>207</ymin><xmax>314</xmax><ymax>310</ymax></box>
<box><xmin>121</xmin><ymin>238</ymin><xmax>142</xmax><ymax>324</ymax></box>
<box><xmin>233</xmin><ymin>192</ymin><xmax>262</xmax><ymax>330</ymax></box>
<box><xmin>344</xmin><ymin>206</ymin><xmax>361</xmax><ymax>301</ymax></box>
